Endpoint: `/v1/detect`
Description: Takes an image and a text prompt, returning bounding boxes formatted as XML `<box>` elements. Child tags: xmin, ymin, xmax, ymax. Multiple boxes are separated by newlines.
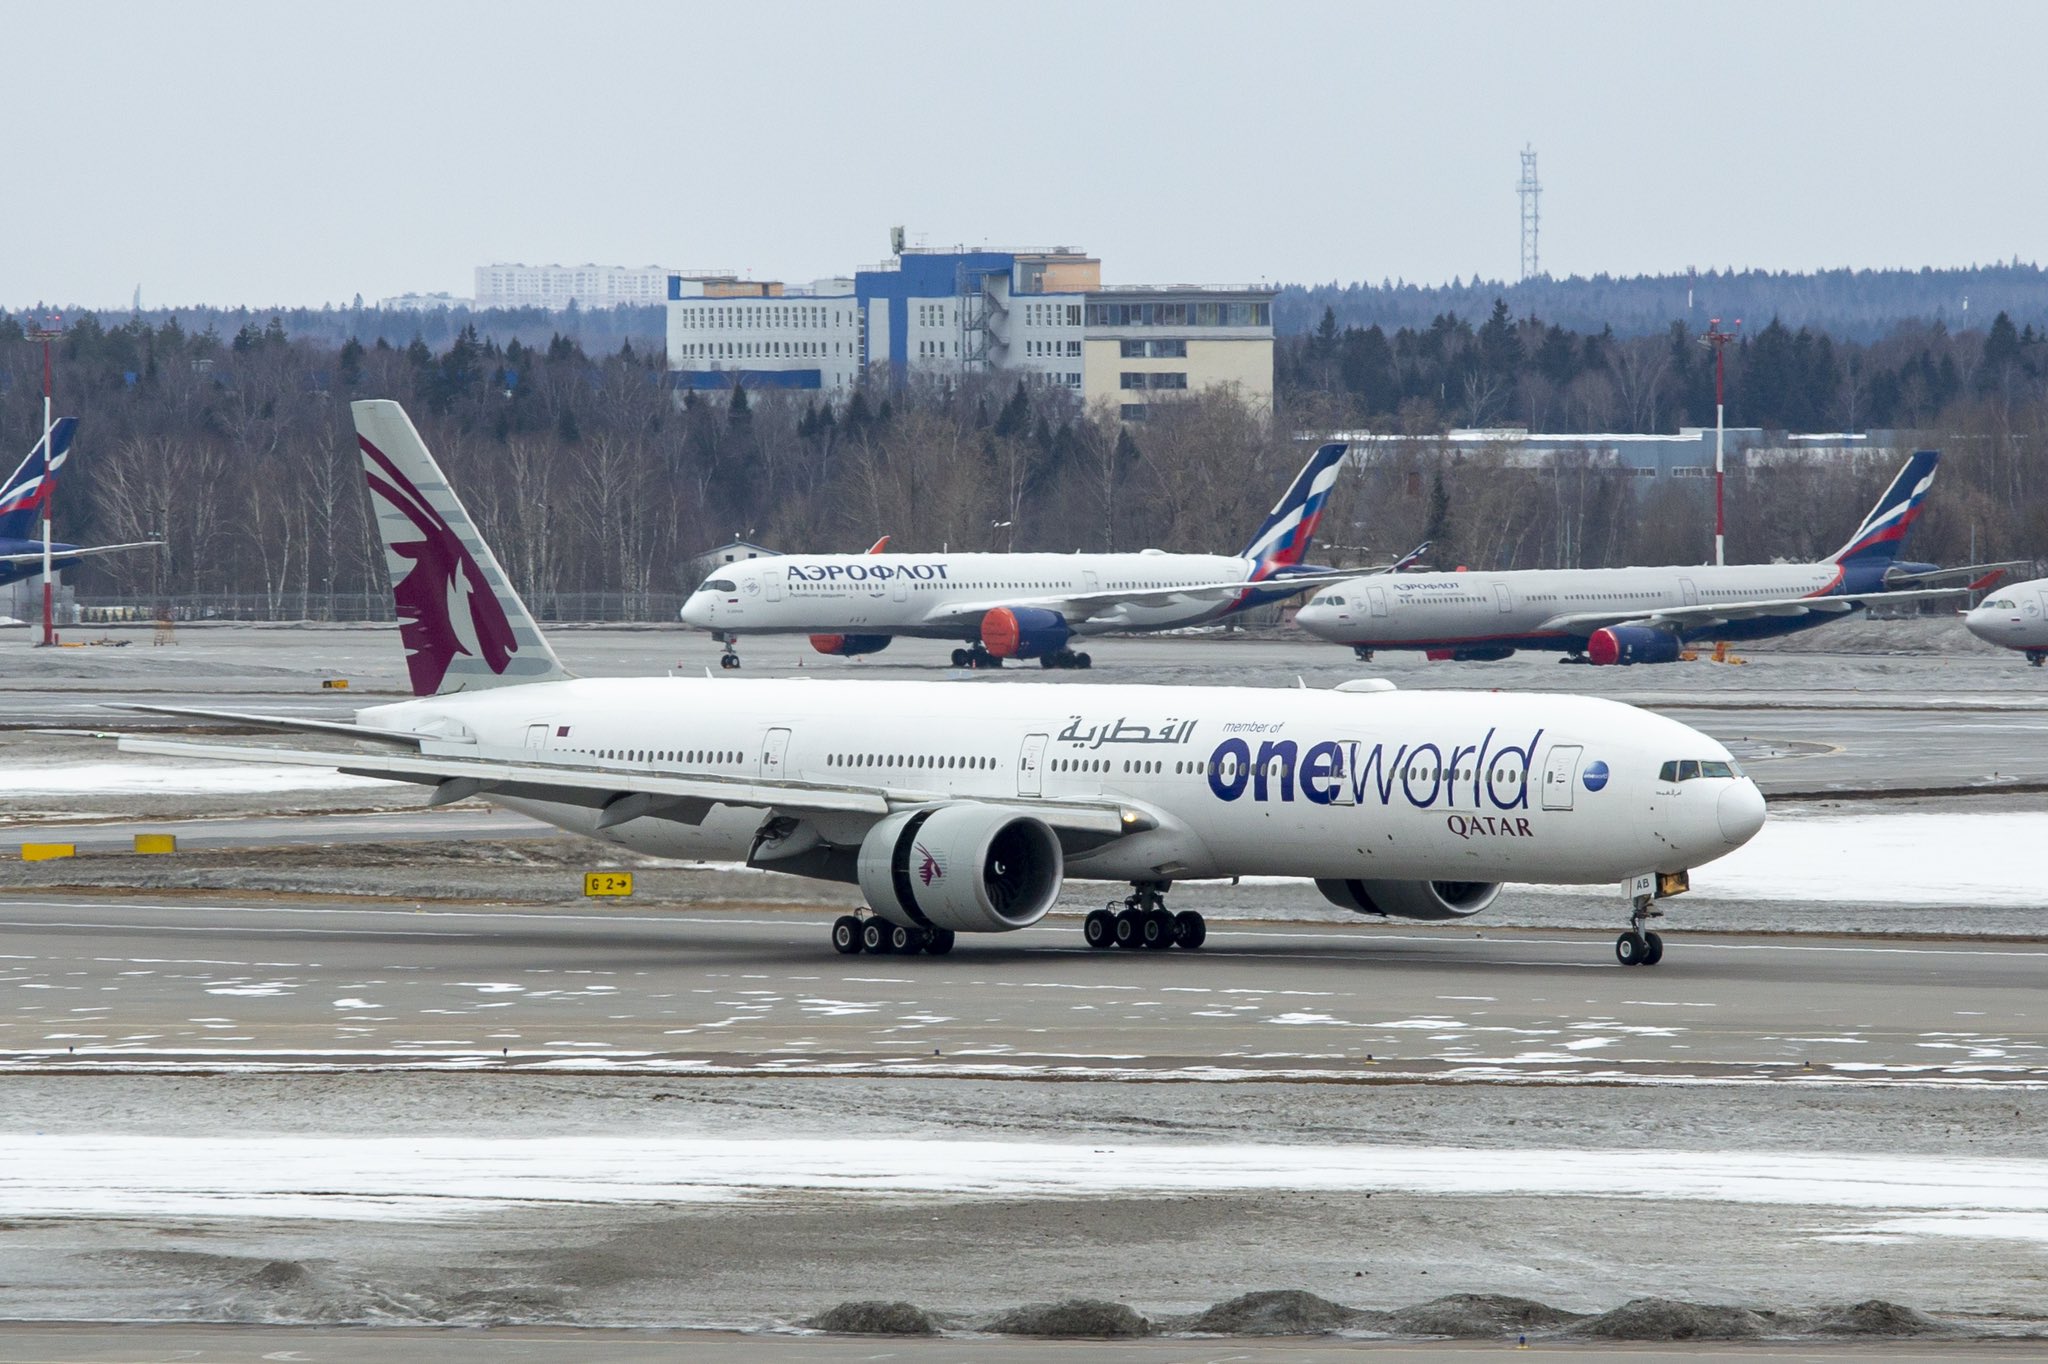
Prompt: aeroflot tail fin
<box><xmin>1829</xmin><ymin>449</ymin><xmax>1939</xmax><ymax>566</ymax></box>
<box><xmin>351</xmin><ymin>400</ymin><xmax>571</xmax><ymax>697</ymax></box>
<box><xmin>0</xmin><ymin>417</ymin><xmax>78</xmax><ymax>540</ymax></box>
<box><xmin>1238</xmin><ymin>441</ymin><xmax>1347</xmax><ymax>572</ymax></box>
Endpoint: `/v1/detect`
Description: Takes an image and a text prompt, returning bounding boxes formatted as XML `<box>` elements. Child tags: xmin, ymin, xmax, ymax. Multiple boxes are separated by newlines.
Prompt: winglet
<box><xmin>351</xmin><ymin>400</ymin><xmax>570</xmax><ymax>697</ymax></box>
<box><xmin>867</xmin><ymin>535</ymin><xmax>891</xmax><ymax>554</ymax></box>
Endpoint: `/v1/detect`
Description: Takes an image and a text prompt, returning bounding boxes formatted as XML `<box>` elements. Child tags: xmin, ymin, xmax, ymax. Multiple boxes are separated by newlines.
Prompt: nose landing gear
<box><xmin>1615</xmin><ymin>889</ymin><xmax>1665</xmax><ymax>966</ymax></box>
<box><xmin>1084</xmin><ymin>882</ymin><xmax>1205</xmax><ymax>952</ymax></box>
<box><xmin>713</xmin><ymin>632</ymin><xmax>741</xmax><ymax>670</ymax></box>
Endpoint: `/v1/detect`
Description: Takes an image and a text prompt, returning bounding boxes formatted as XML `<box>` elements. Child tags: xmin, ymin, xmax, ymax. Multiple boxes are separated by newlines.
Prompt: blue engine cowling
<box><xmin>1587</xmin><ymin>624</ymin><xmax>1683</xmax><ymax>666</ymax></box>
<box><xmin>982</xmin><ymin>606</ymin><xmax>1071</xmax><ymax>660</ymax></box>
<box><xmin>809</xmin><ymin>633</ymin><xmax>893</xmax><ymax>657</ymax></box>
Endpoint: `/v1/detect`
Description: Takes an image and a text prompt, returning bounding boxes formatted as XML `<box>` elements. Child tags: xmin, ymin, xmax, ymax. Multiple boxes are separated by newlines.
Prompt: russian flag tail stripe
<box><xmin>1829</xmin><ymin>450</ymin><xmax>1939</xmax><ymax>566</ymax></box>
<box><xmin>1238</xmin><ymin>442</ymin><xmax>1347</xmax><ymax>569</ymax></box>
<box><xmin>0</xmin><ymin>418</ymin><xmax>78</xmax><ymax>541</ymax></box>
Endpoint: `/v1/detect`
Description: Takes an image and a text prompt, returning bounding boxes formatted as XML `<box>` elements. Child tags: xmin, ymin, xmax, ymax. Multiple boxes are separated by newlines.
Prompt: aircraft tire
<box><xmin>1075</xmin><ymin>653</ymin><xmax>1092</xmax><ymax>669</ymax></box>
<box><xmin>831</xmin><ymin>916</ymin><xmax>863</xmax><ymax>955</ymax></box>
<box><xmin>924</xmin><ymin>928</ymin><xmax>956</xmax><ymax>955</ymax></box>
<box><xmin>1174</xmin><ymin>910</ymin><xmax>1206</xmax><ymax>950</ymax></box>
<box><xmin>1641</xmin><ymin>931</ymin><xmax>1664</xmax><ymax>965</ymax></box>
<box><xmin>951</xmin><ymin>649</ymin><xmax>970</xmax><ymax>668</ymax></box>
<box><xmin>1141</xmin><ymin>909</ymin><xmax>1175</xmax><ymax>949</ymax></box>
<box><xmin>1615</xmin><ymin>931</ymin><xmax>1647</xmax><ymax>966</ymax></box>
<box><xmin>1113</xmin><ymin>908</ymin><xmax>1144</xmax><ymax>949</ymax></box>
<box><xmin>890</xmin><ymin>924</ymin><xmax>921</xmax><ymax>954</ymax></box>
<box><xmin>1084</xmin><ymin>909</ymin><xmax>1116</xmax><ymax>949</ymax></box>
<box><xmin>1041</xmin><ymin>655</ymin><xmax>1060</xmax><ymax>669</ymax></box>
<box><xmin>861</xmin><ymin>919</ymin><xmax>892</xmax><ymax>954</ymax></box>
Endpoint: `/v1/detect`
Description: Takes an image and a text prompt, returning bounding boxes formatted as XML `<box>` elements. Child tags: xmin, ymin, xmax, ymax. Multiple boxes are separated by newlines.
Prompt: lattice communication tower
<box><xmin>1517</xmin><ymin>145</ymin><xmax>1541</xmax><ymax>282</ymax></box>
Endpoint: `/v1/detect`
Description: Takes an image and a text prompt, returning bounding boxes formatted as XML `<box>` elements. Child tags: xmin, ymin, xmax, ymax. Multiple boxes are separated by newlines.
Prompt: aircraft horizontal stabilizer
<box><xmin>103</xmin><ymin>703</ymin><xmax>431</xmax><ymax>748</ymax></box>
<box><xmin>0</xmin><ymin>539</ymin><xmax>163</xmax><ymax>565</ymax></box>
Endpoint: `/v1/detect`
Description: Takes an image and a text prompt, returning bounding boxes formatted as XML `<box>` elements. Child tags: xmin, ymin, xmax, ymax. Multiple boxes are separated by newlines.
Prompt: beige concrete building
<box><xmin>1082</xmin><ymin>286</ymin><xmax>1276</xmax><ymax>420</ymax></box>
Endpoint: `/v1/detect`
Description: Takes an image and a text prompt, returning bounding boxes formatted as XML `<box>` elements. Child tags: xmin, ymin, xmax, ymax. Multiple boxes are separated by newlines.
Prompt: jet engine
<box><xmin>981</xmin><ymin>606</ymin><xmax>1072</xmax><ymax>660</ymax></box>
<box><xmin>809</xmin><ymin>633</ymin><xmax>893</xmax><ymax>657</ymax></box>
<box><xmin>1315</xmin><ymin>878</ymin><xmax>1502</xmax><ymax>921</ymax></box>
<box><xmin>1586</xmin><ymin>625</ymin><xmax>1683</xmax><ymax>666</ymax></box>
<box><xmin>857</xmin><ymin>804</ymin><xmax>1064</xmax><ymax>933</ymax></box>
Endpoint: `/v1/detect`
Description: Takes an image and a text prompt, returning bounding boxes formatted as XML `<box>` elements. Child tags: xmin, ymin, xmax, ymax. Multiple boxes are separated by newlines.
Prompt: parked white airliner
<box><xmin>1296</xmin><ymin>451</ymin><xmax>1994</xmax><ymax>664</ymax></box>
<box><xmin>114</xmin><ymin>401</ymin><xmax>1766</xmax><ymax>968</ymax></box>
<box><xmin>1965</xmin><ymin>578</ymin><xmax>2048</xmax><ymax>665</ymax></box>
<box><xmin>678</xmin><ymin>442</ymin><xmax>1402</xmax><ymax>670</ymax></box>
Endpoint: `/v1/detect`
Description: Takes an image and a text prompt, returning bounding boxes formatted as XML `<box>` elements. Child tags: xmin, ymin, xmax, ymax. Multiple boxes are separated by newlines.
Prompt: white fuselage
<box><xmin>680</xmin><ymin>551</ymin><xmax>1267</xmax><ymax>639</ymax></box>
<box><xmin>1965</xmin><ymin>578</ymin><xmax>2048</xmax><ymax>656</ymax></box>
<box><xmin>358</xmin><ymin>677</ymin><xmax>1763</xmax><ymax>888</ymax></box>
<box><xmin>1296</xmin><ymin>561</ymin><xmax>1851</xmax><ymax>653</ymax></box>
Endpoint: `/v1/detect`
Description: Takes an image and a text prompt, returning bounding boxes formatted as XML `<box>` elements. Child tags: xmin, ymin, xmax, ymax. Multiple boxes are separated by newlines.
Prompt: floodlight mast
<box><xmin>1704</xmin><ymin>318</ymin><xmax>1741</xmax><ymax>566</ymax></box>
<box><xmin>26</xmin><ymin>315</ymin><xmax>63</xmax><ymax>646</ymax></box>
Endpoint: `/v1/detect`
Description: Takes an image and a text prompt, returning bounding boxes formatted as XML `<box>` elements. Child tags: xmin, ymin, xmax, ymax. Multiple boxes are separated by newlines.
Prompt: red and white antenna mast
<box><xmin>1703</xmin><ymin>317</ymin><xmax>1741</xmax><ymax>566</ymax></box>
<box><xmin>26</xmin><ymin>313</ymin><xmax>64</xmax><ymax>646</ymax></box>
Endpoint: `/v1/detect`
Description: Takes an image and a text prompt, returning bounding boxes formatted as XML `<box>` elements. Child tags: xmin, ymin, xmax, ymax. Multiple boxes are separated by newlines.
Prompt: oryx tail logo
<box><xmin>359</xmin><ymin>434</ymin><xmax>519</xmax><ymax>696</ymax></box>
<box><xmin>914</xmin><ymin>842</ymin><xmax>946</xmax><ymax>886</ymax></box>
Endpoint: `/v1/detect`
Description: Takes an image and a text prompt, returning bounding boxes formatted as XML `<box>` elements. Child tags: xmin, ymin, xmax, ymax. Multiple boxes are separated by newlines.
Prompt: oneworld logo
<box><xmin>1207</xmin><ymin>727</ymin><xmax>1543</xmax><ymax>811</ymax></box>
<box><xmin>1581</xmin><ymin>759</ymin><xmax>1610</xmax><ymax>792</ymax></box>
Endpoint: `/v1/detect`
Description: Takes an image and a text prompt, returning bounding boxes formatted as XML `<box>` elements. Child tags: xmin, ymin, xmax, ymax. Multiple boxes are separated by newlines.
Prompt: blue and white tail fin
<box><xmin>0</xmin><ymin>418</ymin><xmax>78</xmax><ymax>540</ymax></box>
<box><xmin>352</xmin><ymin>400</ymin><xmax>569</xmax><ymax>697</ymax></box>
<box><xmin>1238</xmin><ymin>442</ymin><xmax>1347</xmax><ymax>574</ymax></box>
<box><xmin>1829</xmin><ymin>450</ymin><xmax>1939</xmax><ymax>567</ymax></box>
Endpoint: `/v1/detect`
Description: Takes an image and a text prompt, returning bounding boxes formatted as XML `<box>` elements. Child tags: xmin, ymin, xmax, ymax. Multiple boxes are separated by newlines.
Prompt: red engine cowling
<box><xmin>1587</xmin><ymin>625</ymin><xmax>1682</xmax><ymax>666</ymax></box>
<box><xmin>809</xmin><ymin>633</ymin><xmax>892</xmax><ymax>657</ymax></box>
<box><xmin>981</xmin><ymin>607</ymin><xmax>1071</xmax><ymax>660</ymax></box>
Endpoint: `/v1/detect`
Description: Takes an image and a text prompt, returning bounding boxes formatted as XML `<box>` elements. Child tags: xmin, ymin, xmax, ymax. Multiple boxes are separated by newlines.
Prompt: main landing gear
<box><xmin>1038</xmin><ymin>649</ymin><xmax>1092</xmax><ymax>670</ymax></box>
<box><xmin>2028</xmin><ymin>650</ymin><xmax>2046</xmax><ymax>668</ymax></box>
<box><xmin>1084</xmin><ymin>881</ymin><xmax>1206</xmax><ymax>952</ymax></box>
<box><xmin>1352</xmin><ymin>646</ymin><xmax>1374</xmax><ymax>662</ymax></box>
<box><xmin>832</xmin><ymin>913</ymin><xmax>956</xmax><ymax>956</ymax></box>
<box><xmin>1614</xmin><ymin>890</ymin><xmax>1665</xmax><ymax>967</ymax></box>
<box><xmin>951</xmin><ymin>644</ymin><xmax>1004</xmax><ymax>669</ymax></box>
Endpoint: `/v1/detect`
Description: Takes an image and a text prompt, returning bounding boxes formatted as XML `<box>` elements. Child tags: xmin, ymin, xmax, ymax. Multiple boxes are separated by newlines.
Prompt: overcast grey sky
<box><xmin>7</xmin><ymin>0</ymin><xmax>2043</xmax><ymax>310</ymax></box>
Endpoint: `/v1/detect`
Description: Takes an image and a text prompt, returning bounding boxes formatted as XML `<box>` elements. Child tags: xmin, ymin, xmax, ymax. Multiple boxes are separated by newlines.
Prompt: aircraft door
<box><xmin>891</xmin><ymin>572</ymin><xmax>908</xmax><ymax>603</ymax></box>
<box><xmin>1367</xmin><ymin>586</ymin><xmax>1388</xmax><ymax>617</ymax></box>
<box><xmin>524</xmin><ymin>723</ymin><xmax>549</xmax><ymax>752</ymax></box>
<box><xmin>759</xmin><ymin>727</ymin><xmax>791</xmax><ymax>778</ymax></box>
<box><xmin>1492</xmin><ymin>582</ymin><xmax>1513</xmax><ymax>613</ymax></box>
<box><xmin>1541</xmin><ymin>743</ymin><xmax>1583</xmax><ymax>811</ymax></box>
<box><xmin>765</xmin><ymin>576</ymin><xmax>782</xmax><ymax>602</ymax></box>
<box><xmin>1083</xmin><ymin>570</ymin><xmax>1100</xmax><ymax>593</ymax></box>
<box><xmin>1333</xmin><ymin>741</ymin><xmax>1358</xmax><ymax>805</ymax></box>
<box><xmin>1680</xmin><ymin>578</ymin><xmax>1699</xmax><ymax>606</ymax></box>
<box><xmin>1017</xmin><ymin>733</ymin><xmax>1048</xmax><ymax>797</ymax></box>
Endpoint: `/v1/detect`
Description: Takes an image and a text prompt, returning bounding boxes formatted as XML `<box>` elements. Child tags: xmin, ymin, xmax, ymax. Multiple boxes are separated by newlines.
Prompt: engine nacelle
<box><xmin>1587</xmin><ymin>624</ymin><xmax>1682</xmax><ymax>666</ymax></box>
<box><xmin>1316</xmin><ymin>878</ymin><xmax>1502</xmax><ymax>921</ymax></box>
<box><xmin>809</xmin><ymin>633</ymin><xmax>892</xmax><ymax>657</ymax></box>
<box><xmin>981</xmin><ymin>606</ymin><xmax>1071</xmax><ymax>660</ymax></box>
<box><xmin>857</xmin><ymin>804</ymin><xmax>1064</xmax><ymax>933</ymax></box>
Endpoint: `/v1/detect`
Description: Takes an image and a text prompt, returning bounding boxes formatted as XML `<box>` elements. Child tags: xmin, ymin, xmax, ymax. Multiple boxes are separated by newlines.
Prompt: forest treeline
<box><xmin>0</xmin><ymin>305</ymin><xmax>2040</xmax><ymax>620</ymax></box>
<box><xmin>1276</xmin><ymin>262</ymin><xmax>2048</xmax><ymax>342</ymax></box>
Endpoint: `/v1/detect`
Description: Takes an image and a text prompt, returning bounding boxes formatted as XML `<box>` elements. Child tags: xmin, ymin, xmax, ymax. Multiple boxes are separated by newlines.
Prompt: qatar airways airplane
<box><xmin>1964</xmin><ymin>577</ymin><xmax>2048</xmax><ymax>665</ymax></box>
<box><xmin>1295</xmin><ymin>450</ymin><xmax>2000</xmax><ymax>665</ymax></box>
<box><xmin>678</xmin><ymin>441</ymin><xmax>1418</xmax><ymax>670</ymax></box>
<box><xmin>113</xmin><ymin>401</ymin><xmax>1766</xmax><ymax>968</ymax></box>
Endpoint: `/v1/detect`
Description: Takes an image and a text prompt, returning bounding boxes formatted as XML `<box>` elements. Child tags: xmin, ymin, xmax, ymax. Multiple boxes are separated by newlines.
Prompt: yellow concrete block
<box><xmin>322</xmin><ymin>678</ymin><xmax>350</xmax><ymax>689</ymax></box>
<box><xmin>583</xmin><ymin>871</ymin><xmax>634</xmax><ymax>898</ymax></box>
<box><xmin>22</xmin><ymin>843</ymin><xmax>75</xmax><ymax>862</ymax></box>
<box><xmin>134</xmin><ymin>833</ymin><xmax>178</xmax><ymax>855</ymax></box>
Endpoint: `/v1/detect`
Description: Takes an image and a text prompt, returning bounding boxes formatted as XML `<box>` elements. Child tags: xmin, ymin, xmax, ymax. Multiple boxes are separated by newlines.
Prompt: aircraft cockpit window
<box><xmin>1659</xmin><ymin>758</ymin><xmax>1741</xmax><ymax>782</ymax></box>
<box><xmin>1324</xmin><ymin>596</ymin><xmax>1345</xmax><ymax>606</ymax></box>
<box><xmin>704</xmin><ymin>579</ymin><xmax>737</xmax><ymax>593</ymax></box>
<box><xmin>1986</xmin><ymin>598</ymin><xmax>2015</xmax><ymax>609</ymax></box>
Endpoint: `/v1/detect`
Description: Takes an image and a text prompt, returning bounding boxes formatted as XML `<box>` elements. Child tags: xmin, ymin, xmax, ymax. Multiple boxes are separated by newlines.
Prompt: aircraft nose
<box><xmin>680</xmin><ymin>595</ymin><xmax>711</xmax><ymax>627</ymax></box>
<box><xmin>1717</xmin><ymin>780</ymin><xmax>1767</xmax><ymax>846</ymax></box>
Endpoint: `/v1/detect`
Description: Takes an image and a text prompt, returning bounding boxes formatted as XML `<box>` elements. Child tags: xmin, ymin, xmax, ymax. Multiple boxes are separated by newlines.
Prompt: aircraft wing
<box><xmin>1534</xmin><ymin>587</ymin><xmax>1968</xmax><ymax>636</ymax></box>
<box><xmin>916</xmin><ymin>568</ymin><xmax>1400</xmax><ymax>630</ymax></box>
<box><xmin>0</xmin><ymin>539</ymin><xmax>163</xmax><ymax>565</ymax></box>
<box><xmin>104</xmin><ymin>703</ymin><xmax>433</xmax><ymax>748</ymax></box>
<box><xmin>1885</xmin><ymin>560</ymin><xmax>2031</xmax><ymax>587</ymax></box>
<box><xmin>111</xmin><ymin>735</ymin><xmax>1144</xmax><ymax>839</ymax></box>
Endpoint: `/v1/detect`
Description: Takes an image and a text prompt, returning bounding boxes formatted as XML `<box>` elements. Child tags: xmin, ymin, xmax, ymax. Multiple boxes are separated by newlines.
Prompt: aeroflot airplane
<box><xmin>1294</xmin><ymin>450</ymin><xmax>2008</xmax><ymax>664</ymax></box>
<box><xmin>113</xmin><ymin>401</ymin><xmax>1766</xmax><ymax>968</ymax></box>
<box><xmin>0</xmin><ymin>420</ymin><xmax>161</xmax><ymax>588</ymax></box>
<box><xmin>679</xmin><ymin>441</ymin><xmax>1400</xmax><ymax>670</ymax></box>
<box><xmin>1965</xmin><ymin>577</ymin><xmax>2048</xmax><ymax>665</ymax></box>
